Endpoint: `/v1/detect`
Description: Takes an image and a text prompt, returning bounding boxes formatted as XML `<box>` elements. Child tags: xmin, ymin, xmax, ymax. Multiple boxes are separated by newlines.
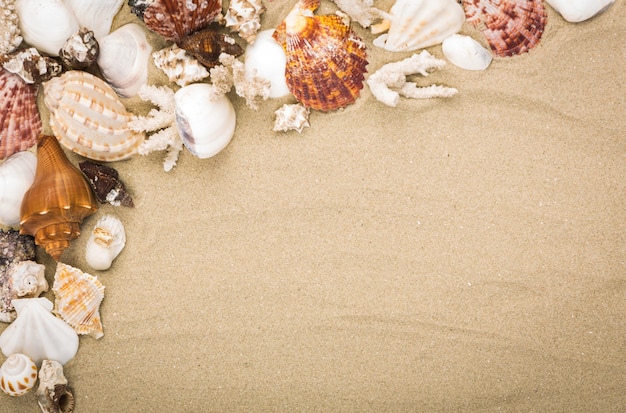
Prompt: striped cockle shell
<box><xmin>43</xmin><ymin>70</ymin><xmax>145</xmax><ymax>162</ymax></box>
<box><xmin>53</xmin><ymin>262</ymin><xmax>105</xmax><ymax>339</ymax></box>
<box><xmin>0</xmin><ymin>353</ymin><xmax>38</xmax><ymax>397</ymax></box>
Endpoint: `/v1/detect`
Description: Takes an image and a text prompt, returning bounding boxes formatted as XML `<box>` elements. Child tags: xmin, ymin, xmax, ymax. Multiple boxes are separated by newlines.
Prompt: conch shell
<box><xmin>36</xmin><ymin>359</ymin><xmax>75</xmax><ymax>413</ymax></box>
<box><xmin>19</xmin><ymin>135</ymin><xmax>98</xmax><ymax>261</ymax></box>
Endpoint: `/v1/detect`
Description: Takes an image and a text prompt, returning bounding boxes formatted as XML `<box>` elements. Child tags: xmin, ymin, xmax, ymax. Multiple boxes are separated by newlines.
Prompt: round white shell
<box><xmin>86</xmin><ymin>214</ymin><xmax>126</xmax><ymax>271</ymax></box>
<box><xmin>15</xmin><ymin>0</ymin><xmax>79</xmax><ymax>56</ymax></box>
<box><xmin>0</xmin><ymin>150</ymin><xmax>36</xmax><ymax>227</ymax></box>
<box><xmin>64</xmin><ymin>0</ymin><xmax>124</xmax><ymax>40</ymax></box>
<box><xmin>442</xmin><ymin>34</ymin><xmax>493</xmax><ymax>71</ymax></box>
<box><xmin>9</xmin><ymin>260</ymin><xmax>48</xmax><ymax>298</ymax></box>
<box><xmin>0</xmin><ymin>353</ymin><xmax>38</xmax><ymax>397</ymax></box>
<box><xmin>545</xmin><ymin>0</ymin><xmax>614</xmax><ymax>22</ymax></box>
<box><xmin>175</xmin><ymin>84</ymin><xmax>237</xmax><ymax>159</ymax></box>
<box><xmin>244</xmin><ymin>29</ymin><xmax>290</xmax><ymax>99</ymax></box>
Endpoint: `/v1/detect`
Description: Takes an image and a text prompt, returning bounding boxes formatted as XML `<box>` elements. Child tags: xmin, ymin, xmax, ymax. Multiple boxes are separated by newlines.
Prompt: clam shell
<box><xmin>545</xmin><ymin>0</ymin><xmax>614</xmax><ymax>23</ymax></box>
<box><xmin>143</xmin><ymin>0</ymin><xmax>223</xmax><ymax>42</ymax></box>
<box><xmin>53</xmin><ymin>262</ymin><xmax>105</xmax><ymax>339</ymax></box>
<box><xmin>15</xmin><ymin>0</ymin><xmax>79</xmax><ymax>56</ymax></box>
<box><xmin>65</xmin><ymin>0</ymin><xmax>124</xmax><ymax>40</ymax></box>
<box><xmin>97</xmin><ymin>23</ymin><xmax>152</xmax><ymax>98</ymax></box>
<box><xmin>442</xmin><ymin>34</ymin><xmax>493</xmax><ymax>71</ymax></box>
<box><xmin>0</xmin><ymin>151</ymin><xmax>36</xmax><ymax>226</ymax></box>
<box><xmin>43</xmin><ymin>70</ymin><xmax>146</xmax><ymax>161</ymax></box>
<box><xmin>0</xmin><ymin>353</ymin><xmax>38</xmax><ymax>397</ymax></box>
<box><xmin>0</xmin><ymin>69</ymin><xmax>41</xmax><ymax>160</ymax></box>
<box><xmin>19</xmin><ymin>135</ymin><xmax>99</xmax><ymax>261</ymax></box>
<box><xmin>85</xmin><ymin>214</ymin><xmax>126</xmax><ymax>271</ymax></box>
<box><xmin>244</xmin><ymin>29</ymin><xmax>290</xmax><ymax>99</ymax></box>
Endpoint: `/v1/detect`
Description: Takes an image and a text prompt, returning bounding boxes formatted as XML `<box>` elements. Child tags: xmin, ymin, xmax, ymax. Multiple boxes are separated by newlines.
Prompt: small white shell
<box><xmin>15</xmin><ymin>0</ymin><xmax>79</xmax><ymax>56</ymax></box>
<box><xmin>0</xmin><ymin>150</ymin><xmax>36</xmax><ymax>227</ymax></box>
<box><xmin>225</xmin><ymin>0</ymin><xmax>266</xmax><ymax>44</ymax></box>
<box><xmin>86</xmin><ymin>214</ymin><xmax>126</xmax><ymax>271</ymax></box>
<box><xmin>97</xmin><ymin>23</ymin><xmax>152</xmax><ymax>98</ymax></box>
<box><xmin>64</xmin><ymin>0</ymin><xmax>124</xmax><ymax>40</ymax></box>
<box><xmin>442</xmin><ymin>34</ymin><xmax>493</xmax><ymax>71</ymax></box>
<box><xmin>273</xmin><ymin>104</ymin><xmax>310</xmax><ymax>133</ymax></box>
<box><xmin>244</xmin><ymin>29</ymin><xmax>290</xmax><ymax>99</ymax></box>
<box><xmin>152</xmin><ymin>44</ymin><xmax>210</xmax><ymax>88</ymax></box>
<box><xmin>0</xmin><ymin>353</ymin><xmax>38</xmax><ymax>396</ymax></box>
<box><xmin>545</xmin><ymin>0</ymin><xmax>614</xmax><ymax>23</ymax></box>
<box><xmin>8</xmin><ymin>260</ymin><xmax>48</xmax><ymax>298</ymax></box>
<box><xmin>175</xmin><ymin>84</ymin><xmax>236</xmax><ymax>159</ymax></box>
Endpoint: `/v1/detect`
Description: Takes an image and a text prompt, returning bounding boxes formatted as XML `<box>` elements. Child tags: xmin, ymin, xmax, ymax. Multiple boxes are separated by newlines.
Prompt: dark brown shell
<box><xmin>143</xmin><ymin>0</ymin><xmax>223</xmax><ymax>42</ymax></box>
<box><xmin>177</xmin><ymin>28</ymin><xmax>243</xmax><ymax>69</ymax></box>
<box><xmin>79</xmin><ymin>160</ymin><xmax>134</xmax><ymax>207</ymax></box>
<box><xmin>19</xmin><ymin>136</ymin><xmax>98</xmax><ymax>261</ymax></box>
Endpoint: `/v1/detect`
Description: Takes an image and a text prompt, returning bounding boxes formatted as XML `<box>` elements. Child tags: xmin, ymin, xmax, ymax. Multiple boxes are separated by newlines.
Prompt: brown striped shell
<box><xmin>19</xmin><ymin>136</ymin><xmax>98</xmax><ymax>261</ymax></box>
<box><xmin>143</xmin><ymin>0</ymin><xmax>223</xmax><ymax>42</ymax></box>
<box><xmin>43</xmin><ymin>70</ymin><xmax>145</xmax><ymax>162</ymax></box>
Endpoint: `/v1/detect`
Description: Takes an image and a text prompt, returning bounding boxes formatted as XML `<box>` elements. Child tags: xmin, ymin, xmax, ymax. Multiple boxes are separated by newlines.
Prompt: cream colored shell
<box><xmin>0</xmin><ymin>353</ymin><xmax>38</xmax><ymax>397</ymax></box>
<box><xmin>85</xmin><ymin>214</ymin><xmax>126</xmax><ymax>271</ymax></box>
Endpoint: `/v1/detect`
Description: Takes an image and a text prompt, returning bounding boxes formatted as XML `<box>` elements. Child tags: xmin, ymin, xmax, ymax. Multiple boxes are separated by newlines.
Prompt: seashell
<box><xmin>1</xmin><ymin>47</ymin><xmax>63</xmax><ymax>84</ymax></box>
<box><xmin>0</xmin><ymin>353</ymin><xmax>38</xmax><ymax>396</ymax></box>
<box><xmin>0</xmin><ymin>69</ymin><xmax>41</xmax><ymax>160</ymax></box>
<box><xmin>19</xmin><ymin>135</ymin><xmax>99</xmax><ymax>261</ymax></box>
<box><xmin>15</xmin><ymin>0</ymin><xmax>79</xmax><ymax>56</ymax></box>
<box><xmin>442</xmin><ymin>34</ymin><xmax>493</xmax><ymax>71</ymax></box>
<box><xmin>273</xmin><ymin>0</ymin><xmax>368</xmax><ymax>111</ymax></box>
<box><xmin>152</xmin><ymin>44</ymin><xmax>210</xmax><ymax>87</ymax></box>
<box><xmin>43</xmin><ymin>70</ymin><xmax>146</xmax><ymax>161</ymax></box>
<box><xmin>0</xmin><ymin>0</ymin><xmax>23</xmax><ymax>55</ymax></box>
<box><xmin>97</xmin><ymin>23</ymin><xmax>152</xmax><ymax>98</ymax></box>
<box><xmin>174</xmin><ymin>83</ymin><xmax>237</xmax><ymax>159</ymax></box>
<box><xmin>0</xmin><ymin>151</ymin><xmax>36</xmax><ymax>227</ymax></box>
<box><xmin>461</xmin><ymin>0</ymin><xmax>546</xmax><ymax>57</ymax></box>
<box><xmin>244</xmin><ymin>29</ymin><xmax>290</xmax><ymax>99</ymax></box>
<box><xmin>273</xmin><ymin>103</ymin><xmax>310</xmax><ymax>133</ymax></box>
<box><xmin>0</xmin><ymin>297</ymin><xmax>79</xmax><ymax>365</ymax></box>
<box><xmin>64</xmin><ymin>0</ymin><xmax>124</xmax><ymax>40</ymax></box>
<box><xmin>85</xmin><ymin>214</ymin><xmax>126</xmax><ymax>271</ymax></box>
<box><xmin>1</xmin><ymin>260</ymin><xmax>48</xmax><ymax>323</ymax></box>
<box><xmin>53</xmin><ymin>262</ymin><xmax>105</xmax><ymax>339</ymax></box>
<box><xmin>79</xmin><ymin>161</ymin><xmax>134</xmax><ymax>207</ymax></box>
<box><xmin>59</xmin><ymin>28</ymin><xmax>100</xmax><ymax>70</ymax></box>
<box><xmin>0</xmin><ymin>229</ymin><xmax>36</xmax><ymax>322</ymax></box>
<box><xmin>36</xmin><ymin>360</ymin><xmax>75</xmax><ymax>413</ymax></box>
<box><xmin>143</xmin><ymin>0</ymin><xmax>223</xmax><ymax>42</ymax></box>
<box><xmin>545</xmin><ymin>0</ymin><xmax>614</xmax><ymax>23</ymax></box>
<box><xmin>129</xmin><ymin>0</ymin><xmax>155</xmax><ymax>20</ymax></box>
<box><xmin>177</xmin><ymin>29</ymin><xmax>244</xmax><ymax>69</ymax></box>
<box><xmin>373</xmin><ymin>0</ymin><xmax>465</xmax><ymax>52</ymax></box>
<box><xmin>225</xmin><ymin>0</ymin><xmax>266</xmax><ymax>44</ymax></box>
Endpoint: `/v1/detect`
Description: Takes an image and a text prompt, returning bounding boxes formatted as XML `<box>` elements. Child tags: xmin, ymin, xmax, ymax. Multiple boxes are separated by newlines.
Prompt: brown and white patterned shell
<box><xmin>53</xmin><ymin>262</ymin><xmax>105</xmax><ymax>339</ymax></box>
<box><xmin>0</xmin><ymin>353</ymin><xmax>38</xmax><ymax>397</ymax></box>
<box><xmin>43</xmin><ymin>71</ymin><xmax>145</xmax><ymax>162</ymax></box>
<box><xmin>143</xmin><ymin>0</ymin><xmax>223</xmax><ymax>42</ymax></box>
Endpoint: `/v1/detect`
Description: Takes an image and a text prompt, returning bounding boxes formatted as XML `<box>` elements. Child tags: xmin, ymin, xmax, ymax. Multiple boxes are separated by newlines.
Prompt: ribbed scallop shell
<box><xmin>143</xmin><ymin>0</ymin><xmax>223</xmax><ymax>42</ymax></box>
<box><xmin>461</xmin><ymin>0</ymin><xmax>546</xmax><ymax>57</ymax></box>
<box><xmin>0</xmin><ymin>353</ymin><xmax>38</xmax><ymax>397</ymax></box>
<box><xmin>0</xmin><ymin>69</ymin><xmax>41</xmax><ymax>160</ymax></box>
<box><xmin>273</xmin><ymin>0</ymin><xmax>368</xmax><ymax>111</ymax></box>
<box><xmin>43</xmin><ymin>71</ymin><xmax>145</xmax><ymax>161</ymax></box>
<box><xmin>53</xmin><ymin>262</ymin><xmax>105</xmax><ymax>339</ymax></box>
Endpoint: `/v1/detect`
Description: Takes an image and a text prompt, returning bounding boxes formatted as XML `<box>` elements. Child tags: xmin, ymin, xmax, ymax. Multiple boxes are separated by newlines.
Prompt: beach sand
<box><xmin>2</xmin><ymin>1</ymin><xmax>625</xmax><ymax>411</ymax></box>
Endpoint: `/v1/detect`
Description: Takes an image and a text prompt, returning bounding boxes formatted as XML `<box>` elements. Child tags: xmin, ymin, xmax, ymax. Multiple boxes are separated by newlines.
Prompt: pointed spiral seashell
<box><xmin>85</xmin><ymin>214</ymin><xmax>126</xmax><ymax>271</ymax></box>
<box><xmin>0</xmin><ymin>150</ymin><xmax>36</xmax><ymax>226</ymax></box>
<box><xmin>8</xmin><ymin>260</ymin><xmax>48</xmax><ymax>298</ymax></box>
<box><xmin>0</xmin><ymin>353</ymin><xmax>38</xmax><ymax>397</ymax></box>
<box><xmin>19</xmin><ymin>135</ymin><xmax>99</xmax><ymax>261</ymax></box>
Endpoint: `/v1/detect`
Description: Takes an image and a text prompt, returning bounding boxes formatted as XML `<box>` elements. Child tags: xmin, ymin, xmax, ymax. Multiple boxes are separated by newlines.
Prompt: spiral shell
<box><xmin>0</xmin><ymin>353</ymin><xmax>37</xmax><ymax>396</ymax></box>
<box><xmin>36</xmin><ymin>360</ymin><xmax>75</xmax><ymax>413</ymax></box>
<box><xmin>19</xmin><ymin>135</ymin><xmax>99</xmax><ymax>261</ymax></box>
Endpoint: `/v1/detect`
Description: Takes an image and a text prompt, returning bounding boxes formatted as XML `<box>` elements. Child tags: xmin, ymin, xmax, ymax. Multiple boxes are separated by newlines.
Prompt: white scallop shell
<box><xmin>244</xmin><ymin>29</ymin><xmax>290</xmax><ymax>99</ymax></box>
<box><xmin>373</xmin><ymin>0</ymin><xmax>465</xmax><ymax>52</ymax></box>
<box><xmin>0</xmin><ymin>297</ymin><xmax>79</xmax><ymax>365</ymax></box>
<box><xmin>0</xmin><ymin>353</ymin><xmax>38</xmax><ymax>396</ymax></box>
<box><xmin>175</xmin><ymin>84</ymin><xmax>236</xmax><ymax>159</ymax></box>
<box><xmin>65</xmin><ymin>0</ymin><xmax>124</xmax><ymax>40</ymax></box>
<box><xmin>43</xmin><ymin>70</ymin><xmax>146</xmax><ymax>162</ymax></box>
<box><xmin>86</xmin><ymin>214</ymin><xmax>126</xmax><ymax>271</ymax></box>
<box><xmin>0</xmin><ymin>150</ymin><xmax>36</xmax><ymax>227</ymax></box>
<box><xmin>97</xmin><ymin>23</ymin><xmax>152</xmax><ymax>98</ymax></box>
<box><xmin>545</xmin><ymin>0</ymin><xmax>614</xmax><ymax>22</ymax></box>
<box><xmin>15</xmin><ymin>0</ymin><xmax>79</xmax><ymax>56</ymax></box>
<box><xmin>442</xmin><ymin>34</ymin><xmax>493</xmax><ymax>71</ymax></box>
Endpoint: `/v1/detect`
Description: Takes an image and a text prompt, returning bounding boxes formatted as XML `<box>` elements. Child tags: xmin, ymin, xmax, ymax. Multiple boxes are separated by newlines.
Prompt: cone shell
<box><xmin>0</xmin><ymin>353</ymin><xmax>38</xmax><ymax>397</ymax></box>
<box><xmin>143</xmin><ymin>0</ymin><xmax>223</xmax><ymax>42</ymax></box>
<box><xmin>53</xmin><ymin>262</ymin><xmax>105</xmax><ymax>339</ymax></box>
<box><xmin>19</xmin><ymin>135</ymin><xmax>99</xmax><ymax>261</ymax></box>
<box><xmin>461</xmin><ymin>0</ymin><xmax>546</xmax><ymax>57</ymax></box>
<box><xmin>273</xmin><ymin>0</ymin><xmax>368</xmax><ymax>111</ymax></box>
<box><xmin>43</xmin><ymin>70</ymin><xmax>145</xmax><ymax>161</ymax></box>
<box><xmin>0</xmin><ymin>69</ymin><xmax>41</xmax><ymax>160</ymax></box>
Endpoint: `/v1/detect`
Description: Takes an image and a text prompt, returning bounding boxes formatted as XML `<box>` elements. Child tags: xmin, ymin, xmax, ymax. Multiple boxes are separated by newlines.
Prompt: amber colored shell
<box><xmin>143</xmin><ymin>0</ymin><xmax>223</xmax><ymax>42</ymax></box>
<box><xmin>462</xmin><ymin>0</ymin><xmax>546</xmax><ymax>57</ymax></box>
<box><xmin>177</xmin><ymin>28</ymin><xmax>244</xmax><ymax>69</ymax></box>
<box><xmin>0</xmin><ymin>70</ymin><xmax>41</xmax><ymax>160</ymax></box>
<box><xmin>273</xmin><ymin>1</ymin><xmax>368</xmax><ymax>111</ymax></box>
<box><xmin>19</xmin><ymin>136</ymin><xmax>98</xmax><ymax>261</ymax></box>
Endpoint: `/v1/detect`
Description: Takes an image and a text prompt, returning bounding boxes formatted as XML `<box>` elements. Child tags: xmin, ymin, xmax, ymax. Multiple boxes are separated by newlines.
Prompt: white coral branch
<box><xmin>216</xmin><ymin>53</ymin><xmax>270</xmax><ymax>109</ymax></box>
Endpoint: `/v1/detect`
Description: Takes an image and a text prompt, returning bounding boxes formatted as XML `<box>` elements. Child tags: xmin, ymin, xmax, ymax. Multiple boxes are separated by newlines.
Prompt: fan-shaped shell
<box><xmin>64</xmin><ymin>0</ymin><xmax>124</xmax><ymax>40</ymax></box>
<box><xmin>0</xmin><ymin>353</ymin><xmax>38</xmax><ymax>396</ymax></box>
<box><xmin>461</xmin><ymin>0</ymin><xmax>546</xmax><ymax>57</ymax></box>
<box><xmin>19</xmin><ymin>135</ymin><xmax>99</xmax><ymax>261</ymax></box>
<box><xmin>43</xmin><ymin>70</ymin><xmax>146</xmax><ymax>161</ymax></box>
<box><xmin>0</xmin><ymin>70</ymin><xmax>41</xmax><ymax>160</ymax></box>
<box><xmin>273</xmin><ymin>0</ymin><xmax>368</xmax><ymax>111</ymax></box>
<box><xmin>0</xmin><ymin>151</ymin><xmax>36</xmax><ymax>226</ymax></box>
<box><xmin>15</xmin><ymin>0</ymin><xmax>79</xmax><ymax>56</ymax></box>
<box><xmin>53</xmin><ymin>263</ymin><xmax>105</xmax><ymax>339</ymax></box>
<box><xmin>143</xmin><ymin>0</ymin><xmax>223</xmax><ymax>42</ymax></box>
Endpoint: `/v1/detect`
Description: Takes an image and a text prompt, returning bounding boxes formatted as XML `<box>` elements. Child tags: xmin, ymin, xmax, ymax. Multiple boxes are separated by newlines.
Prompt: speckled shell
<box><xmin>0</xmin><ymin>353</ymin><xmax>38</xmax><ymax>396</ymax></box>
<box><xmin>19</xmin><ymin>136</ymin><xmax>99</xmax><ymax>261</ymax></box>
<box><xmin>177</xmin><ymin>29</ymin><xmax>243</xmax><ymax>69</ymax></box>
<box><xmin>273</xmin><ymin>0</ymin><xmax>368</xmax><ymax>111</ymax></box>
<box><xmin>43</xmin><ymin>71</ymin><xmax>145</xmax><ymax>161</ymax></box>
<box><xmin>462</xmin><ymin>0</ymin><xmax>546</xmax><ymax>57</ymax></box>
<box><xmin>53</xmin><ymin>263</ymin><xmax>105</xmax><ymax>339</ymax></box>
<box><xmin>143</xmin><ymin>0</ymin><xmax>223</xmax><ymax>42</ymax></box>
<box><xmin>0</xmin><ymin>70</ymin><xmax>41</xmax><ymax>160</ymax></box>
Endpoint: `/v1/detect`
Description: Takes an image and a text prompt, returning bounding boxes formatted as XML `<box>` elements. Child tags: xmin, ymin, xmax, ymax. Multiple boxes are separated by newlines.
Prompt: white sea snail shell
<box><xmin>442</xmin><ymin>34</ymin><xmax>493</xmax><ymax>71</ymax></box>
<box><xmin>86</xmin><ymin>214</ymin><xmax>126</xmax><ymax>271</ymax></box>
<box><xmin>0</xmin><ymin>353</ymin><xmax>38</xmax><ymax>397</ymax></box>
<box><xmin>244</xmin><ymin>29</ymin><xmax>290</xmax><ymax>98</ymax></box>
<box><xmin>0</xmin><ymin>150</ymin><xmax>37</xmax><ymax>227</ymax></box>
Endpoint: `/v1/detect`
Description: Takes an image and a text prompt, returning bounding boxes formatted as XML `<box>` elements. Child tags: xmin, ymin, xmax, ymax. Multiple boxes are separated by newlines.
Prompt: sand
<box><xmin>2</xmin><ymin>1</ymin><xmax>625</xmax><ymax>411</ymax></box>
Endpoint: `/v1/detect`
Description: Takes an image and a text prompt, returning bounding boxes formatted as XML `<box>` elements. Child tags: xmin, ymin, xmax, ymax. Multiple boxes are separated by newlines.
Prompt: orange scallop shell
<box><xmin>143</xmin><ymin>0</ymin><xmax>223</xmax><ymax>42</ymax></box>
<box><xmin>19</xmin><ymin>136</ymin><xmax>98</xmax><ymax>261</ymax></box>
<box><xmin>273</xmin><ymin>0</ymin><xmax>368</xmax><ymax>112</ymax></box>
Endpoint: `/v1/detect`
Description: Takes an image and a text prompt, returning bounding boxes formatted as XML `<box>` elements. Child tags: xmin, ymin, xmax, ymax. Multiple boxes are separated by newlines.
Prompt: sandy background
<box><xmin>2</xmin><ymin>0</ymin><xmax>625</xmax><ymax>411</ymax></box>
